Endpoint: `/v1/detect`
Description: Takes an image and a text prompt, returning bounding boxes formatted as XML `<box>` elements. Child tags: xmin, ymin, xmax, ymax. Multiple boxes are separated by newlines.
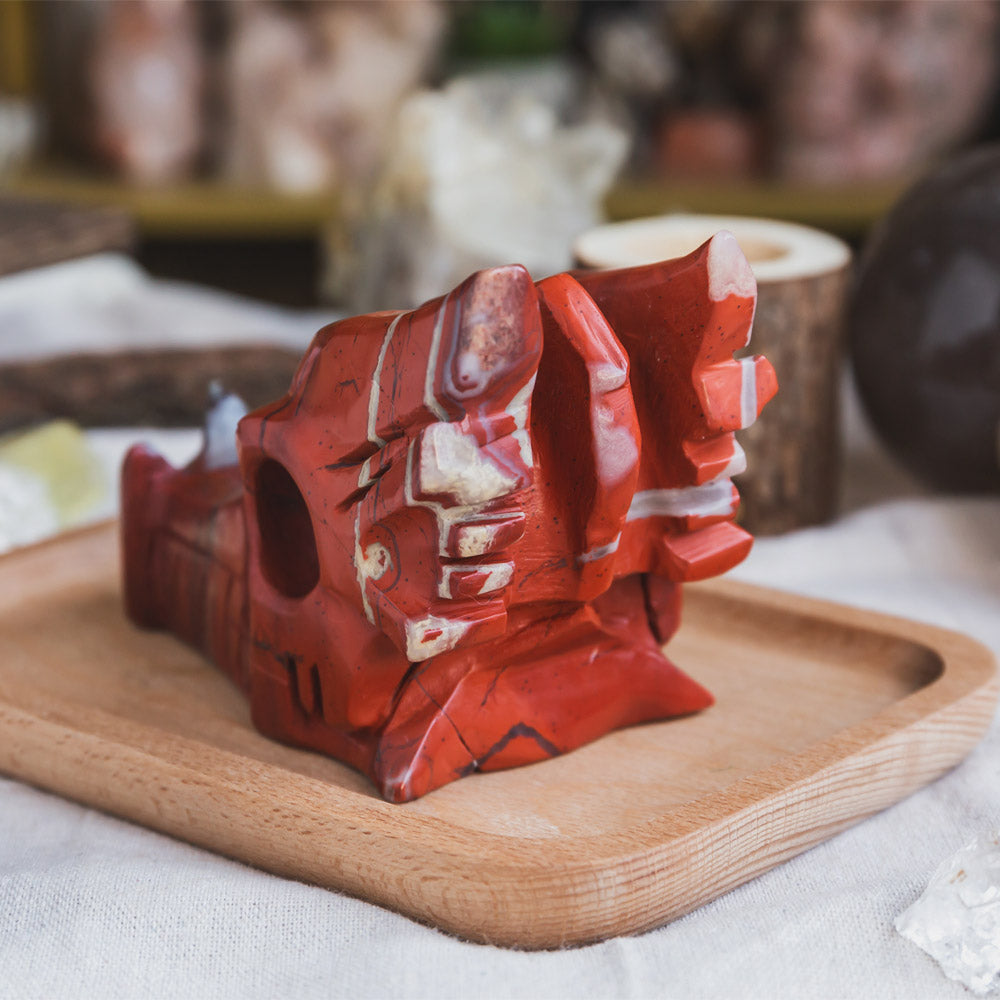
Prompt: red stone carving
<box><xmin>122</xmin><ymin>233</ymin><xmax>777</xmax><ymax>801</ymax></box>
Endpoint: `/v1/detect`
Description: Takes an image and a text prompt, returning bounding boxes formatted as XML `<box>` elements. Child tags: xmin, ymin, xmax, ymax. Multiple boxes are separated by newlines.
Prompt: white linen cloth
<box><xmin>0</xmin><ymin>260</ymin><xmax>998</xmax><ymax>999</ymax></box>
<box><xmin>0</xmin><ymin>253</ymin><xmax>328</xmax><ymax>361</ymax></box>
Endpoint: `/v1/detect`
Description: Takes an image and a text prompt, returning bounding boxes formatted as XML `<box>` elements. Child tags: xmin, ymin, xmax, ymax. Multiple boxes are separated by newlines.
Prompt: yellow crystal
<box><xmin>0</xmin><ymin>420</ymin><xmax>106</xmax><ymax>527</ymax></box>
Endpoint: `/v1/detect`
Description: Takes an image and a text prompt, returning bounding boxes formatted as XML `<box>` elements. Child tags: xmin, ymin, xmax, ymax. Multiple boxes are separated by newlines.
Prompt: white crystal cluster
<box><xmin>896</xmin><ymin>832</ymin><xmax>1000</xmax><ymax>994</ymax></box>
<box><xmin>348</xmin><ymin>67</ymin><xmax>629</xmax><ymax>311</ymax></box>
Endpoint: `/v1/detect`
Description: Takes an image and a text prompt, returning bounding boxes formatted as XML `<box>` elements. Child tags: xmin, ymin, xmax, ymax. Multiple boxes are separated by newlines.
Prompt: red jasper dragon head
<box><xmin>122</xmin><ymin>233</ymin><xmax>776</xmax><ymax>801</ymax></box>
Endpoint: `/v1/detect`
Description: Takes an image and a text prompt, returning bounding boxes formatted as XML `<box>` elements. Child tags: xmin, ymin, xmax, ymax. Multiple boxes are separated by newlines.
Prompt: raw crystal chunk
<box><xmin>0</xmin><ymin>421</ymin><xmax>106</xmax><ymax>527</ymax></box>
<box><xmin>344</xmin><ymin>69</ymin><xmax>628</xmax><ymax>311</ymax></box>
<box><xmin>896</xmin><ymin>832</ymin><xmax>1000</xmax><ymax>995</ymax></box>
<box><xmin>0</xmin><ymin>421</ymin><xmax>107</xmax><ymax>553</ymax></box>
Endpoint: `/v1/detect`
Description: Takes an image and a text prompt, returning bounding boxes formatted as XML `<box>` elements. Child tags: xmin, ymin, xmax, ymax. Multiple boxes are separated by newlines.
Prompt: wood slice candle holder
<box><xmin>575</xmin><ymin>214</ymin><xmax>851</xmax><ymax>534</ymax></box>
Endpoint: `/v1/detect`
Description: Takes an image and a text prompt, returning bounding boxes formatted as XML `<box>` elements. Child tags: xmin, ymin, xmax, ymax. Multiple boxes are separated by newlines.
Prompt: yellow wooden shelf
<box><xmin>605</xmin><ymin>177</ymin><xmax>907</xmax><ymax>239</ymax></box>
<box><xmin>6</xmin><ymin>165</ymin><xmax>339</xmax><ymax>239</ymax></box>
<box><xmin>5</xmin><ymin>164</ymin><xmax>904</xmax><ymax>242</ymax></box>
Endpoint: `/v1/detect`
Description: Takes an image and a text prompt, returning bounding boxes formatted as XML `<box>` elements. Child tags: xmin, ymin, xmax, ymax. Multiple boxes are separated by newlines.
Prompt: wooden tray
<box><xmin>0</xmin><ymin>523</ymin><xmax>996</xmax><ymax>948</ymax></box>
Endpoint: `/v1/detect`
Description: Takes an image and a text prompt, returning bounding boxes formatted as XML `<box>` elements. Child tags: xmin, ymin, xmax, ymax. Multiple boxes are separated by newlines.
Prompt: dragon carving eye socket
<box><xmin>254</xmin><ymin>459</ymin><xmax>320</xmax><ymax>598</ymax></box>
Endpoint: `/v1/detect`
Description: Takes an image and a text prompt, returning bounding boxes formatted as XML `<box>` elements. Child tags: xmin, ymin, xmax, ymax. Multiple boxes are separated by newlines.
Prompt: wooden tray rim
<box><xmin>2</xmin><ymin>523</ymin><xmax>996</xmax><ymax>865</ymax></box>
<box><xmin>0</xmin><ymin>523</ymin><xmax>997</xmax><ymax>945</ymax></box>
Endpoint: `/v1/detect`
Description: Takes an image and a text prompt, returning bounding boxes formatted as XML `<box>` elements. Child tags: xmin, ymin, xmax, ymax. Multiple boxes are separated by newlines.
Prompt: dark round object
<box><xmin>851</xmin><ymin>146</ymin><xmax>1000</xmax><ymax>492</ymax></box>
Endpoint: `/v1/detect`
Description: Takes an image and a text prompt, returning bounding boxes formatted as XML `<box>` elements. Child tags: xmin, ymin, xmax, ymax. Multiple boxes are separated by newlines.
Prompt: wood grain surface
<box><xmin>733</xmin><ymin>258</ymin><xmax>850</xmax><ymax>534</ymax></box>
<box><xmin>0</xmin><ymin>523</ymin><xmax>995</xmax><ymax>948</ymax></box>
<box><xmin>0</xmin><ymin>196</ymin><xmax>134</xmax><ymax>276</ymax></box>
<box><xmin>0</xmin><ymin>346</ymin><xmax>301</xmax><ymax>433</ymax></box>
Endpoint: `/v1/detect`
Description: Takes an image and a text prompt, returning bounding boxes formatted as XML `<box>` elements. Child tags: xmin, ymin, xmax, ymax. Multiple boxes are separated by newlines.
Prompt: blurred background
<box><xmin>3</xmin><ymin>0</ymin><xmax>1000</xmax><ymax>305</ymax></box>
<box><xmin>2</xmin><ymin>0</ymin><xmax>1000</xmax><ymax>548</ymax></box>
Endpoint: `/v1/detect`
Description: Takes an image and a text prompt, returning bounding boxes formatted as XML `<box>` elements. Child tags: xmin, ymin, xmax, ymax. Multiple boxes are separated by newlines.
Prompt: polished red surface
<box><xmin>122</xmin><ymin>234</ymin><xmax>776</xmax><ymax>801</ymax></box>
